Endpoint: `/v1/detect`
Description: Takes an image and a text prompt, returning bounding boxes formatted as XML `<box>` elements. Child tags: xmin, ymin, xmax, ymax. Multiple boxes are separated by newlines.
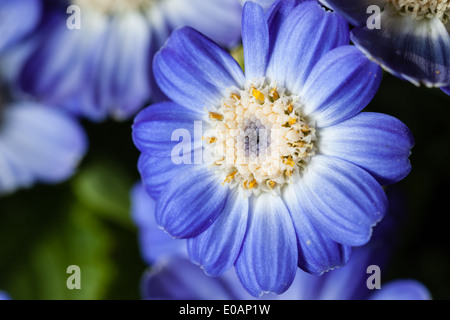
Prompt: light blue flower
<box><xmin>16</xmin><ymin>0</ymin><xmax>245</xmax><ymax>121</ymax></box>
<box><xmin>0</xmin><ymin>0</ymin><xmax>42</xmax><ymax>54</ymax></box>
<box><xmin>320</xmin><ymin>0</ymin><xmax>450</xmax><ymax>87</ymax></box>
<box><xmin>0</xmin><ymin>82</ymin><xmax>87</xmax><ymax>194</ymax></box>
<box><xmin>132</xmin><ymin>183</ymin><xmax>431</xmax><ymax>300</ymax></box>
<box><xmin>132</xmin><ymin>0</ymin><xmax>414</xmax><ymax>296</ymax></box>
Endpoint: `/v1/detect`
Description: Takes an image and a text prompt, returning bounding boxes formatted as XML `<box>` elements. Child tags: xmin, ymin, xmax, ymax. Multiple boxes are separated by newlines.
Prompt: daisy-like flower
<box><xmin>320</xmin><ymin>0</ymin><xmax>450</xmax><ymax>87</ymax></box>
<box><xmin>0</xmin><ymin>80</ymin><xmax>87</xmax><ymax>194</ymax></box>
<box><xmin>0</xmin><ymin>0</ymin><xmax>42</xmax><ymax>54</ymax></box>
<box><xmin>133</xmin><ymin>0</ymin><xmax>414</xmax><ymax>296</ymax></box>
<box><xmin>132</xmin><ymin>184</ymin><xmax>431</xmax><ymax>300</ymax></box>
<box><xmin>17</xmin><ymin>0</ymin><xmax>244</xmax><ymax>121</ymax></box>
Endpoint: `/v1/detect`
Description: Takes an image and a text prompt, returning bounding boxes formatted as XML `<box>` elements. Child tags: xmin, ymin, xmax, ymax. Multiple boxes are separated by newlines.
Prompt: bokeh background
<box><xmin>1</xmin><ymin>1</ymin><xmax>450</xmax><ymax>300</ymax></box>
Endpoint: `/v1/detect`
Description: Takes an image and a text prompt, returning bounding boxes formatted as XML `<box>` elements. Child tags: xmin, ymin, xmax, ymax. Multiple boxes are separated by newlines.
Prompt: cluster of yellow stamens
<box><xmin>203</xmin><ymin>78</ymin><xmax>316</xmax><ymax>196</ymax></box>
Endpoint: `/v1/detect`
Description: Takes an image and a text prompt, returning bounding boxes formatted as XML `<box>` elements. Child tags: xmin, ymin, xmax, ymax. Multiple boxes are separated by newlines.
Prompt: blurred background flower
<box><xmin>320</xmin><ymin>0</ymin><xmax>450</xmax><ymax>87</ymax></box>
<box><xmin>0</xmin><ymin>0</ymin><xmax>87</xmax><ymax>195</ymax></box>
<box><xmin>10</xmin><ymin>0</ymin><xmax>244</xmax><ymax>121</ymax></box>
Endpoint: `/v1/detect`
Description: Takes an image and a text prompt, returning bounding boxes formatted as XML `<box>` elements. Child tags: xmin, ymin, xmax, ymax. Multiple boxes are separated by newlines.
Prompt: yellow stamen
<box><xmin>286</xmin><ymin>103</ymin><xmax>293</xmax><ymax>114</ymax></box>
<box><xmin>267</xmin><ymin>180</ymin><xmax>276</xmax><ymax>189</ymax></box>
<box><xmin>230</xmin><ymin>93</ymin><xmax>241</xmax><ymax>100</ymax></box>
<box><xmin>270</xmin><ymin>88</ymin><xmax>279</xmax><ymax>101</ymax></box>
<box><xmin>288</xmin><ymin>117</ymin><xmax>297</xmax><ymax>126</ymax></box>
<box><xmin>252</xmin><ymin>88</ymin><xmax>265</xmax><ymax>102</ymax></box>
<box><xmin>202</xmin><ymin>136</ymin><xmax>217</xmax><ymax>144</ymax></box>
<box><xmin>223</xmin><ymin>170</ymin><xmax>238</xmax><ymax>184</ymax></box>
<box><xmin>244</xmin><ymin>179</ymin><xmax>257</xmax><ymax>189</ymax></box>
<box><xmin>209</xmin><ymin>111</ymin><xmax>224</xmax><ymax>121</ymax></box>
<box><xmin>284</xmin><ymin>156</ymin><xmax>295</xmax><ymax>167</ymax></box>
<box><xmin>301</xmin><ymin>126</ymin><xmax>310</xmax><ymax>133</ymax></box>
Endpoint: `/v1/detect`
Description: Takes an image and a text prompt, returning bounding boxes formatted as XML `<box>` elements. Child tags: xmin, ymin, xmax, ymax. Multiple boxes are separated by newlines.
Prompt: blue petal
<box><xmin>319</xmin><ymin>0</ymin><xmax>386</xmax><ymax>27</ymax></box>
<box><xmin>156</xmin><ymin>166</ymin><xmax>230</xmax><ymax>239</ymax></box>
<box><xmin>131</xmin><ymin>183</ymin><xmax>187</xmax><ymax>264</ymax></box>
<box><xmin>266</xmin><ymin>1</ymin><xmax>349</xmax><ymax>92</ymax></box>
<box><xmin>352</xmin><ymin>9</ymin><xmax>450</xmax><ymax>86</ymax></box>
<box><xmin>166</xmin><ymin>0</ymin><xmax>243</xmax><ymax>48</ymax></box>
<box><xmin>442</xmin><ymin>86</ymin><xmax>450</xmax><ymax>95</ymax></box>
<box><xmin>0</xmin><ymin>103</ymin><xmax>87</xmax><ymax>194</ymax></box>
<box><xmin>80</xmin><ymin>12</ymin><xmax>152</xmax><ymax>120</ymax></box>
<box><xmin>242</xmin><ymin>1</ymin><xmax>269</xmax><ymax>82</ymax></box>
<box><xmin>153</xmin><ymin>27</ymin><xmax>245</xmax><ymax>113</ymax></box>
<box><xmin>266</xmin><ymin>0</ymin><xmax>310</xmax><ymax>50</ymax></box>
<box><xmin>241</xmin><ymin>0</ymin><xmax>276</xmax><ymax>13</ymax></box>
<box><xmin>369</xmin><ymin>280</ymin><xmax>431</xmax><ymax>300</ymax></box>
<box><xmin>235</xmin><ymin>193</ymin><xmax>297</xmax><ymax>297</ymax></box>
<box><xmin>0</xmin><ymin>0</ymin><xmax>42</xmax><ymax>53</ymax></box>
<box><xmin>187</xmin><ymin>189</ymin><xmax>249</xmax><ymax>276</ymax></box>
<box><xmin>300</xmin><ymin>45</ymin><xmax>382</xmax><ymax>128</ymax></box>
<box><xmin>132</xmin><ymin>102</ymin><xmax>202</xmax><ymax>158</ymax></box>
<box><xmin>294</xmin><ymin>155</ymin><xmax>387</xmax><ymax>246</ymax></box>
<box><xmin>320</xmin><ymin>112</ymin><xmax>414</xmax><ymax>185</ymax></box>
<box><xmin>19</xmin><ymin>12</ymin><xmax>104</xmax><ymax>105</ymax></box>
<box><xmin>141</xmin><ymin>256</ymin><xmax>255</xmax><ymax>300</ymax></box>
<box><xmin>283</xmin><ymin>185</ymin><xmax>352</xmax><ymax>275</ymax></box>
<box><xmin>138</xmin><ymin>153</ymin><xmax>189</xmax><ymax>200</ymax></box>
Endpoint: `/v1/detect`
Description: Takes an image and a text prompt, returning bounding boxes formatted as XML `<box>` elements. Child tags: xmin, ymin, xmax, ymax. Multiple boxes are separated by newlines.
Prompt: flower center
<box><xmin>72</xmin><ymin>0</ymin><xmax>157</xmax><ymax>14</ymax></box>
<box><xmin>388</xmin><ymin>0</ymin><xmax>450</xmax><ymax>23</ymax></box>
<box><xmin>203</xmin><ymin>78</ymin><xmax>316</xmax><ymax>196</ymax></box>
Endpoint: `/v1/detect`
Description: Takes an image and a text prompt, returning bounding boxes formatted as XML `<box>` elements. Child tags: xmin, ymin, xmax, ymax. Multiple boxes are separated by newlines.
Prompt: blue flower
<box><xmin>320</xmin><ymin>0</ymin><xmax>450</xmax><ymax>87</ymax></box>
<box><xmin>132</xmin><ymin>183</ymin><xmax>431</xmax><ymax>300</ymax></box>
<box><xmin>0</xmin><ymin>0</ymin><xmax>42</xmax><ymax>54</ymax></box>
<box><xmin>132</xmin><ymin>0</ymin><xmax>414</xmax><ymax>296</ymax></box>
<box><xmin>15</xmin><ymin>0</ymin><xmax>246</xmax><ymax>121</ymax></box>
<box><xmin>0</xmin><ymin>83</ymin><xmax>87</xmax><ymax>194</ymax></box>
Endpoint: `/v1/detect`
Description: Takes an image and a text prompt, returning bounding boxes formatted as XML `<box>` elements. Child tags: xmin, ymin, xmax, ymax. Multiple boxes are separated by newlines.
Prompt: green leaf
<box><xmin>72</xmin><ymin>158</ymin><xmax>134</xmax><ymax>229</ymax></box>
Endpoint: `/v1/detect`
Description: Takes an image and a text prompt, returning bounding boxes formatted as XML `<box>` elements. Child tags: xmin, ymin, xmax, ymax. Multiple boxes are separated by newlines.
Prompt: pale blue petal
<box><xmin>188</xmin><ymin>189</ymin><xmax>249</xmax><ymax>276</ymax></box>
<box><xmin>0</xmin><ymin>0</ymin><xmax>42</xmax><ymax>53</ymax></box>
<box><xmin>242</xmin><ymin>1</ymin><xmax>269</xmax><ymax>82</ymax></box>
<box><xmin>266</xmin><ymin>1</ymin><xmax>349</xmax><ymax>92</ymax></box>
<box><xmin>235</xmin><ymin>193</ymin><xmax>297</xmax><ymax>297</ymax></box>
<box><xmin>131</xmin><ymin>183</ymin><xmax>187</xmax><ymax>264</ymax></box>
<box><xmin>132</xmin><ymin>102</ymin><xmax>202</xmax><ymax>157</ymax></box>
<box><xmin>369</xmin><ymin>280</ymin><xmax>432</xmax><ymax>300</ymax></box>
<box><xmin>301</xmin><ymin>46</ymin><xmax>382</xmax><ymax>128</ymax></box>
<box><xmin>283</xmin><ymin>185</ymin><xmax>352</xmax><ymax>275</ymax></box>
<box><xmin>0</xmin><ymin>103</ymin><xmax>87</xmax><ymax>194</ymax></box>
<box><xmin>153</xmin><ymin>27</ymin><xmax>245</xmax><ymax>113</ymax></box>
<box><xmin>156</xmin><ymin>166</ymin><xmax>230</xmax><ymax>239</ymax></box>
<box><xmin>294</xmin><ymin>155</ymin><xmax>387</xmax><ymax>246</ymax></box>
<box><xmin>320</xmin><ymin>112</ymin><xmax>414</xmax><ymax>185</ymax></box>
